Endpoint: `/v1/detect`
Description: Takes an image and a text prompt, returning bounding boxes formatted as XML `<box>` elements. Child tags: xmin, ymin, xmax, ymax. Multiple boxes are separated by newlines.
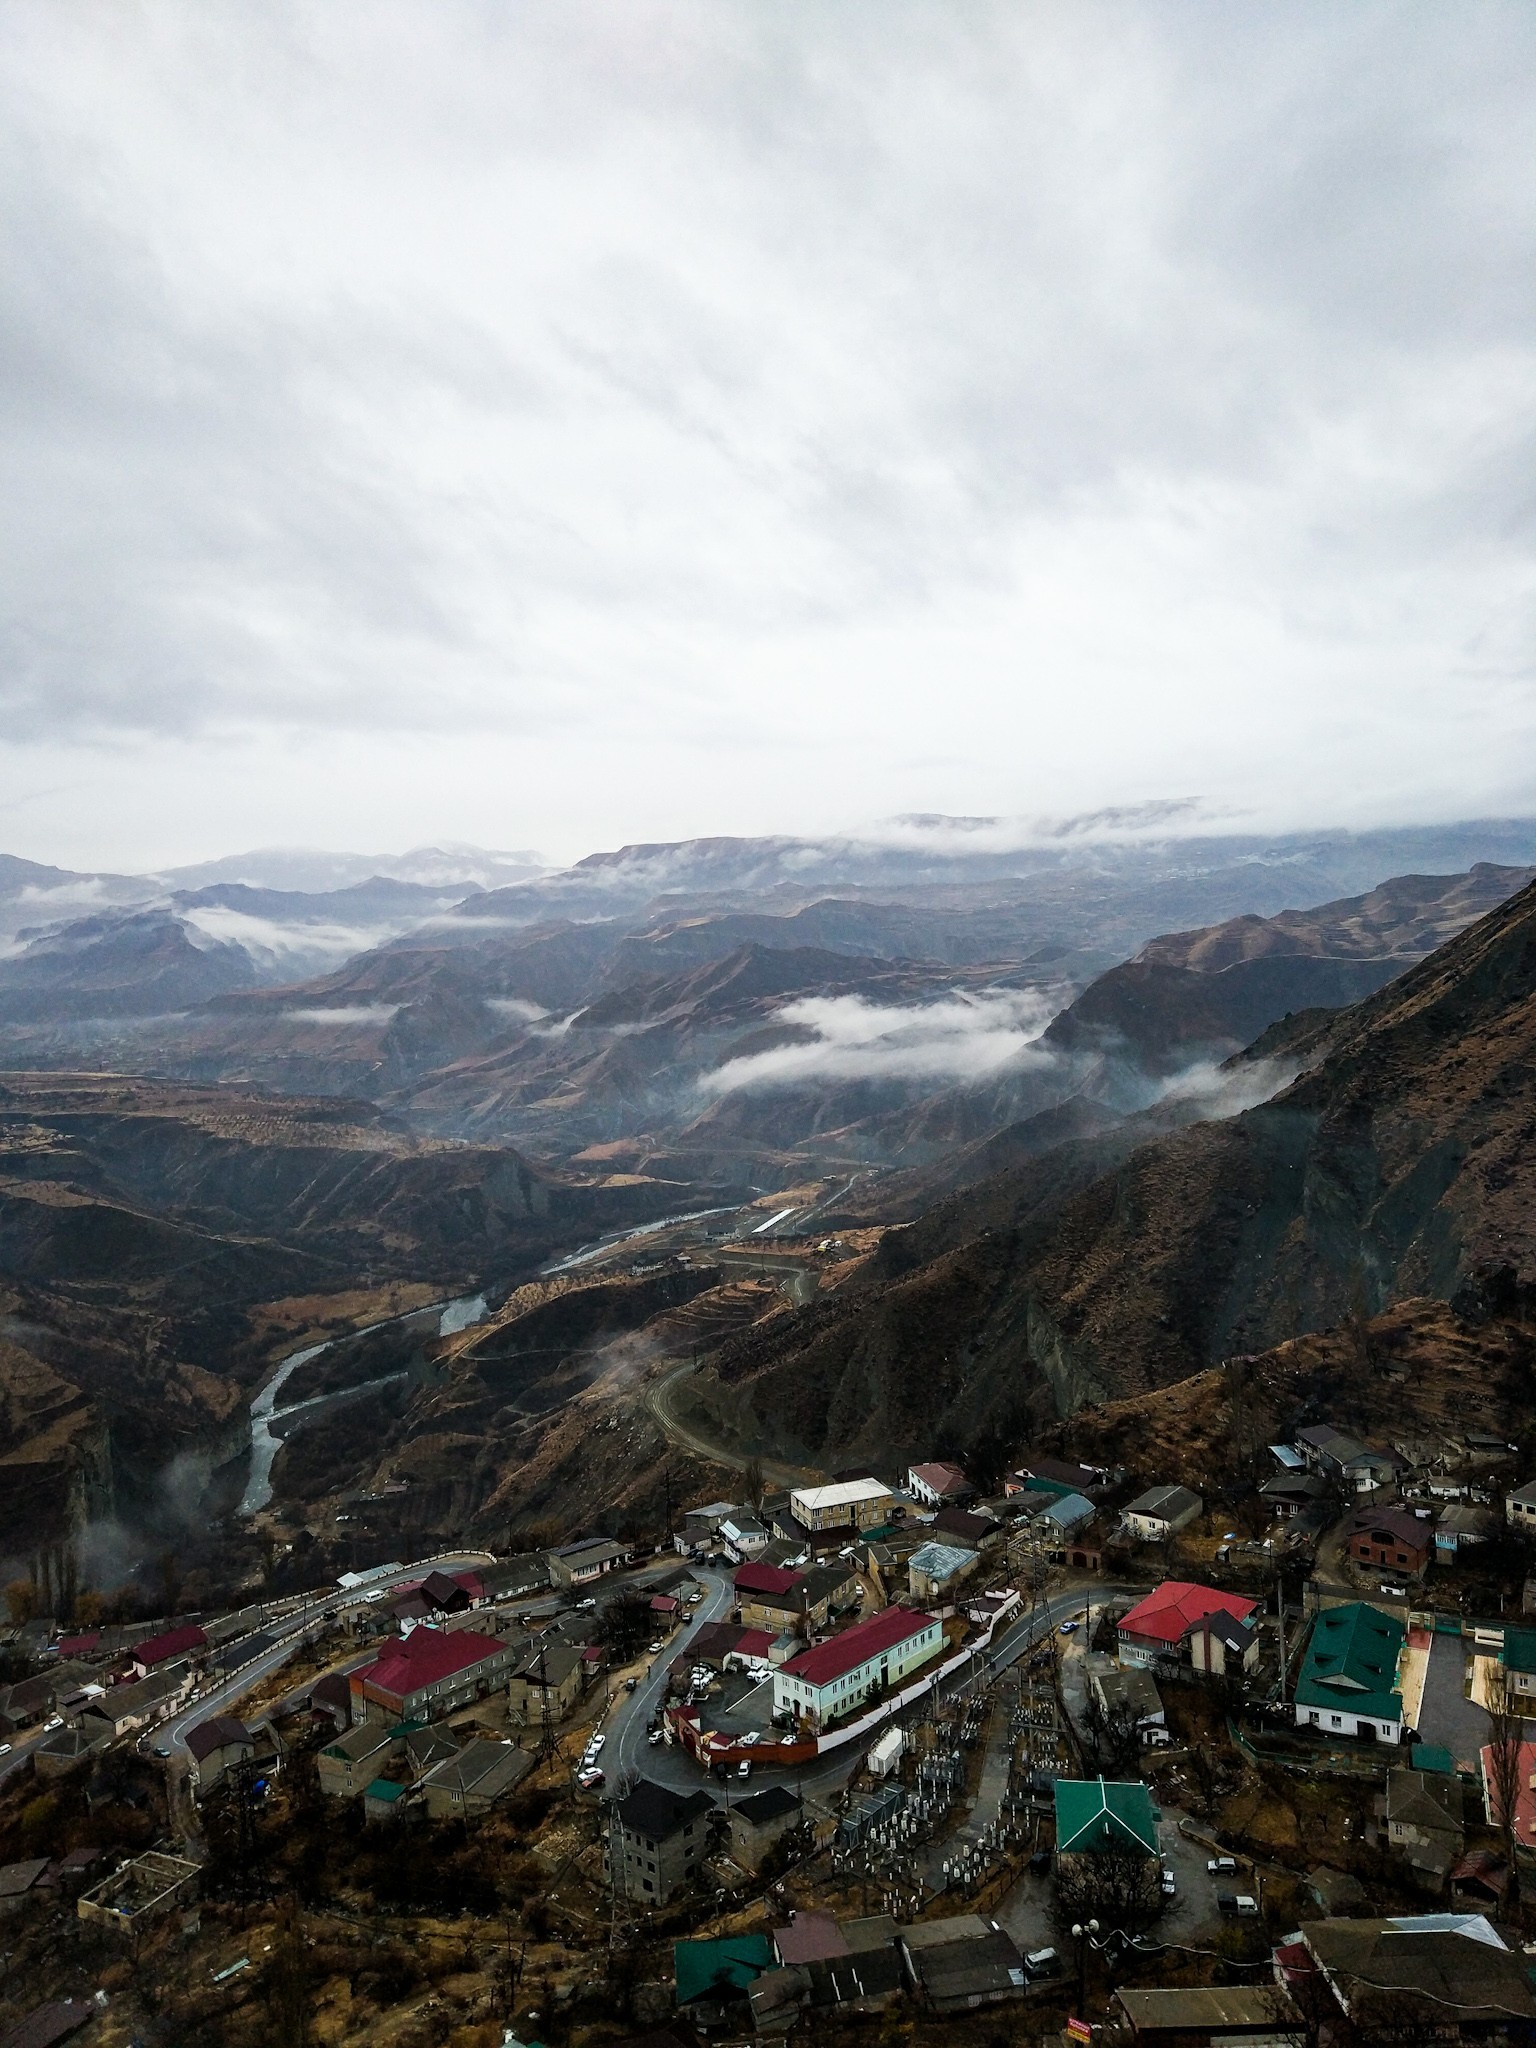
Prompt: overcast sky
<box><xmin>2</xmin><ymin>2</ymin><xmax>1533</xmax><ymax>871</ymax></box>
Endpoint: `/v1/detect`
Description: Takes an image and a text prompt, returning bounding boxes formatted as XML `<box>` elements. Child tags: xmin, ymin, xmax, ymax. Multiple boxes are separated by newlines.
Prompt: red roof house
<box><xmin>735</xmin><ymin>1562</ymin><xmax>803</xmax><ymax>1599</ymax></box>
<box><xmin>1117</xmin><ymin>1583</ymin><xmax>1257</xmax><ymax>1667</ymax></box>
<box><xmin>129</xmin><ymin>1624</ymin><xmax>208</xmax><ymax>1677</ymax></box>
<box><xmin>349</xmin><ymin>1627</ymin><xmax>515</xmax><ymax>1722</ymax></box>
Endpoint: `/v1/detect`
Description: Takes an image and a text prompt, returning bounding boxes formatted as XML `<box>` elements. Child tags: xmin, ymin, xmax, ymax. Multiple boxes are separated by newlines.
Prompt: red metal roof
<box><xmin>735</xmin><ymin>1562</ymin><xmax>803</xmax><ymax>1598</ymax></box>
<box><xmin>1118</xmin><ymin>1581</ymin><xmax>1256</xmax><ymax>1647</ymax></box>
<box><xmin>353</xmin><ymin>1627</ymin><xmax>505</xmax><ymax>1700</ymax></box>
<box><xmin>734</xmin><ymin>1629</ymin><xmax>775</xmax><ymax>1658</ymax></box>
<box><xmin>781</xmin><ymin>1606</ymin><xmax>936</xmax><ymax>1687</ymax></box>
<box><xmin>132</xmin><ymin>1624</ymin><xmax>208</xmax><ymax>1667</ymax></box>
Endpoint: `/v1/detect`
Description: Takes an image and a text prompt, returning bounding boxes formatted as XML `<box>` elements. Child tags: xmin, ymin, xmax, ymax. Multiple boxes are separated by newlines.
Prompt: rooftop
<box><xmin>1295</xmin><ymin>1602</ymin><xmax>1405</xmax><ymax>1723</ymax></box>
<box><xmin>616</xmin><ymin>1778</ymin><xmax>715</xmax><ymax>1842</ymax></box>
<box><xmin>1125</xmin><ymin>1483</ymin><xmax>1200</xmax><ymax>1520</ymax></box>
<box><xmin>790</xmin><ymin>1479</ymin><xmax>891</xmax><ymax>1512</ymax></box>
<box><xmin>1054</xmin><ymin>1777</ymin><xmax>1159</xmax><ymax>1856</ymax></box>
<box><xmin>674</xmin><ymin>1934</ymin><xmax>773</xmax><ymax>2007</ymax></box>
<box><xmin>781</xmin><ymin>1606</ymin><xmax>936</xmax><ymax>1688</ymax></box>
<box><xmin>1120</xmin><ymin>1581</ymin><xmax>1257</xmax><ymax>1647</ymax></box>
<box><xmin>356</xmin><ymin>1626</ymin><xmax>506</xmax><ymax>1698</ymax></box>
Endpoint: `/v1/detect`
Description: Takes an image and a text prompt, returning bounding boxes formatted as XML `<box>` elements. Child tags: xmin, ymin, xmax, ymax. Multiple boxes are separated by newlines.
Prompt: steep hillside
<box><xmin>706</xmin><ymin>875</ymin><xmax>1536</xmax><ymax>1470</ymax></box>
<box><xmin>0</xmin><ymin>1074</ymin><xmax>680</xmax><ymax>1556</ymax></box>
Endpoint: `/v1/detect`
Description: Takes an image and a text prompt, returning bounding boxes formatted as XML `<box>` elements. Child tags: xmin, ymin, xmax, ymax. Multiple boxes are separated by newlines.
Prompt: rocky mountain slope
<box><xmin>699</xmin><ymin>873</ymin><xmax>1536</xmax><ymax>1472</ymax></box>
<box><xmin>0</xmin><ymin>1074</ymin><xmax>681</xmax><ymax>1558</ymax></box>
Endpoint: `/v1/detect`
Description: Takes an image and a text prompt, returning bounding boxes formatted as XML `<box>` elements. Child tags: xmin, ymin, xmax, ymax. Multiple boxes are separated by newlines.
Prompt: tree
<box><xmin>1482</xmin><ymin>1659</ymin><xmax>1524</xmax><ymax>1913</ymax></box>
<box><xmin>742</xmin><ymin>1457</ymin><xmax>766</xmax><ymax>1514</ymax></box>
<box><xmin>1080</xmin><ymin>1692</ymin><xmax>1145</xmax><ymax>1779</ymax></box>
<box><xmin>596</xmin><ymin>1589</ymin><xmax>654</xmax><ymax>1662</ymax></box>
<box><xmin>3</xmin><ymin>1579</ymin><xmax>38</xmax><ymax>1625</ymax></box>
<box><xmin>1054</xmin><ymin>1844</ymin><xmax>1162</xmax><ymax>1933</ymax></box>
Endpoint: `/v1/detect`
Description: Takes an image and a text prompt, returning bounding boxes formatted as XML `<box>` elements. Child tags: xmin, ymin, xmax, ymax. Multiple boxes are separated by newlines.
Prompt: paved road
<box><xmin>643</xmin><ymin>1363</ymin><xmax>817</xmax><ymax>1487</ymax></box>
<box><xmin>152</xmin><ymin>1549</ymin><xmax>496</xmax><ymax>1760</ymax></box>
<box><xmin>604</xmin><ymin>1567</ymin><xmax>734</xmax><ymax>1791</ymax></box>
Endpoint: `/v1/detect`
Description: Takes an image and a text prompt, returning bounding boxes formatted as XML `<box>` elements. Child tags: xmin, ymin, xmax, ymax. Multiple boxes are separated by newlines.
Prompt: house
<box><xmin>1114</xmin><ymin>1988</ymin><xmax>1301</xmax><ymax>2046</ymax></box>
<box><xmin>308</xmin><ymin>1672</ymin><xmax>351</xmax><ymax>1733</ymax></box>
<box><xmin>127</xmin><ymin>1624</ymin><xmax>207</xmax><ymax>1679</ymax></box>
<box><xmin>673</xmin><ymin>1934</ymin><xmax>773</xmax><ymax>2017</ymax></box>
<box><xmin>33</xmin><ymin>1725</ymin><xmax>108</xmax><ymax>1780</ymax></box>
<box><xmin>363</xmin><ymin>1778</ymin><xmax>409</xmax><ymax>1823</ymax></box>
<box><xmin>1382</xmin><ymin>1768</ymin><xmax>1465</xmax><ymax>1890</ymax></box>
<box><xmin>1345</xmin><ymin>1506</ymin><xmax>1433</xmax><ymax>1577</ymax></box>
<box><xmin>78</xmin><ymin>1669</ymin><xmax>187</xmax><ymax>1742</ymax></box>
<box><xmin>506</xmin><ymin>1643</ymin><xmax>584</xmax><ymax>1726</ymax></box>
<box><xmin>0</xmin><ymin>1663</ymin><xmax>98</xmax><ymax>1732</ymax></box>
<box><xmin>350</xmin><ymin>1627</ymin><xmax>517</xmax><ymax>1722</ymax></box>
<box><xmin>899</xmin><ymin>1914</ymin><xmax>1030</xmax><ymax>2013</ymax></box>
<box><xmin>773</xmin><ymin>1909</ymin><xmax>848</xmax><ymax>1967</ymax></box>
<box><xmin>1009</xmin><ymin>1455</ymin><xmax>1110</xmax><ymax>1495</ymax></box>
<box><xmin>419</xmin><ymin>1739</ymin><xmax>534</xmax><ymax>1819</ymax></box>
<box><xmin>1117</xmin><ymin>1582</ymin><xmax>1258</xmax><ymax>1673</ymax></box>
<box><xmin>317</xmin><ymin>1722</ymin><xmax>400</xmax><ymax>1798</ymax></box>
<box><xmin>907</xmin><ymin>1542</ymin><xmax>977</xmax><ymax>1603</ymax></box>
<box><xmin>1300</xmin><ymin>1914</ymin><xmax>1536</xmax><ymax>2027</ymax></box>
<box><xmin>0</xmin><ymin>1862</ymin><xmax>52</xmax><ymax>1917</ymax></box>
<box><xmin>1090</xmin><ymin>1667</ymin><xmax>1166</xmax><ymax>1740</ymax></box>
<box><xmin>719</xmin><ymin>1514</ymin><xmax>770</xmax><ymax>1561</ymax></box>
<box><xmin>907</xmin><ymin>1462</ymin><xmax>973</xmax><ymax>1508</ymax></box>
<box><xmin>184</xmin><ymin>1715</ymin><xmax>254</xmax><ymax>1794</ymax></box>
<box><xmin>548</xmin><ymin>1537</ymin><xmax>633</xmax><ymax>1587</ymax></box>
<box><xmin>606</xmin><ymin>1779</ymin><xmax>715</xmax><ymax>1905</ymax></box>
<box><xmin>1037</xmin><ymin>1492</ymin><xmax>1097</xmax><ymax>1542</ymax></box>
<box><xmin>1294</xmin><ymin>1602</ymin><xmax>1408</xmax><ymax>1744</ymax></box>
<box><xmin>1261</xmin><ymin>1471</ymin><xmax>1333</xmax><ymax>1518</ymax></box>
<box><xmin>1437</xmin><ymin>1505</ymin><xmax>1496</xmax><ymax>1560</ymax></box>
<box><xmin>773</xmin><ymin>1608</ymin><xmax>942</xmax><ymax>1733</ymax></box>
<box><xmin>1053</xmin><ymin>1778</ymin><xmax>1160</xmax><ymax>1863</ymax></box>
<box><xmin>682</xmin><ymin>1501</ymin><xmax>743</xmax><ymax>1552</ymax></box>
<box><xmin>401</xmin><ymin>1724</ymin><xmax>462</xmax><ymax>1778</ymax></box>
<box><xmin>1498</xmin><ymin>1627</ymin><xmax>1536</xmax><ymax>1705</ymax></box>
<box><xmin>730</xmin><ymin>1785</ymin><xmax>804</xmax><ymax>1872</ymax></box>
<box><xmin>930</xmin><ymin>1507</ymin><xmax>1000</xmax><ymax>1551</ymax></box>
<box><xmin>1122</xmin><ymin>1484</ymin><xmax>1202</xmax><ymax>1543</ymax></box>
<box><xmin>788</xmin><ymin>1479</ymin><xmax>894</xmax><ymax>1533</ymax></box>
<box><xmin>733</xmin><ymin>1561</ymin><xmax>856</xmax><ymax>1634</ymax></box>
<box><xmin>1479</xmin><ymin>1737</ymin><xmax>1536</xmax><ymax>1855</ymax></box>
<box><xmin>1504</xmin><ymin>1480</ymin><xmax>1536</xmax><ymax>1531</ymax></box>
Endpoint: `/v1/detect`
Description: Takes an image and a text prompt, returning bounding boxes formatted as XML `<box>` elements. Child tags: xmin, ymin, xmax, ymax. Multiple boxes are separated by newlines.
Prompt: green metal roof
<box><xmin>674</xmin><ymin>1934</ymin><xmax>773</xmax><ymax>2005</ymax></box>
<box><xmin>363</xmin><ymin>1776</ymin><xmax>407</xmax><ymax>1802</ymax></box>
<box><xmin>1294</xmin><ymin>1602</ymin><xmax>1405</xmax><ymax>1724</ymax></box>
<box><xmin>1054</xmin><ymin>1777</ymin><xmax>1159</xmax><ymax>1856</ymax></box>
<box><xmin>1412</xmin><ymin>1744</ymin><xmax>1454</xmax><ymax>1774</ymax></box>
<box><xmin>1502</xmin><ymin>1627</ymin><xmax>1536</xmax><ymax>1675</ymax></box>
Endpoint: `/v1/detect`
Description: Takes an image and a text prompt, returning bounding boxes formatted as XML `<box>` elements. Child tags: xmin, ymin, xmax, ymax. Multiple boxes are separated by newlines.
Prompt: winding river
<box><xmin>237</xmin><ymin>1291</ymin><xmax>489</xmax><ymax>1517</ymax></box>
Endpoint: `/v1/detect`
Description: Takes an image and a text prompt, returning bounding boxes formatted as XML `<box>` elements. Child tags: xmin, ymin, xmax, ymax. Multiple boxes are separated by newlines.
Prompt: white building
<box><xmin>789</xmin><ymin>1478</ymin><xmax>894</xmax><ymax>1532</ymax></box>
<box><xmin>772</xmin><ymin>1606</ymin><xmax>942</xmax><ymax>1732</ymax></box>
<box><xmin>1122</xmin><ymin>1484</ymin><xmax>1202</xmax><ymax>1543</ymax></box>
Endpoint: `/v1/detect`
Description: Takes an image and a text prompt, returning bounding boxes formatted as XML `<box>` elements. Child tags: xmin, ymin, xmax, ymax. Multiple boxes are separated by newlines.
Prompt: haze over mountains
<box><xmin>5</xmin><ymin>810</ymin><xmax>1536</xmax><ymax>1564</ymax></box>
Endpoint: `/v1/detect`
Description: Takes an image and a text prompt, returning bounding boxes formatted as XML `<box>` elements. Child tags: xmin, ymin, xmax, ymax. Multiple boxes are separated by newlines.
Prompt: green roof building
<box><xmin>1054</xmin><ymin>1778</ymin><xmax>1159</xmax><ymax>1857</ymax></box>
<box><xmin>1294</xmin><ymin>1602</ymin><xmax>1407</xmax><ymax>1745</ymax></box>
<box><xmin>674</xmin><ymin>1934</ymin><xmax>774</xmax><ymax>2007</ymax></box>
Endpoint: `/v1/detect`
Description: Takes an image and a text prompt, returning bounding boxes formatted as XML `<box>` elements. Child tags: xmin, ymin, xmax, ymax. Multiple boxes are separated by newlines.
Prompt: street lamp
<box><xmin>1071</xmin><ymin>1918</ymin><xmax>1099</xmax><ymax>2019</ymax></box>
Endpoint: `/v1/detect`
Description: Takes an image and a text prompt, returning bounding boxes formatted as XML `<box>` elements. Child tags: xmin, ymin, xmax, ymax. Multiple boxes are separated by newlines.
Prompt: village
<box><xmin>4</xmin><ymin>1420</ymin><xmax>1536</xmax><ymax>2048</ymax></box>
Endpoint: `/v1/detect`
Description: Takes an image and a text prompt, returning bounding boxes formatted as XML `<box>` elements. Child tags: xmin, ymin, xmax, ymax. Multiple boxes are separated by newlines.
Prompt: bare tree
<box><xmin>1054</xmin><ymin>1844</ymin><xmax>1162</xmax><ymax>1933</ymax></box>
<box><xmin>1080</xmin><ymin>1692</ymin><xmax>1145</xmax><ymax>1779</ymax></box>
<box><xmin>1482</xmin><ymin>1659</ymin><xmax>1525</xmax><ymax>1913</ymax></box>
<box><xmin>742</xmin><ymin>1457</ymin><xmax>766</xmax><ymax>1514</ymax></box>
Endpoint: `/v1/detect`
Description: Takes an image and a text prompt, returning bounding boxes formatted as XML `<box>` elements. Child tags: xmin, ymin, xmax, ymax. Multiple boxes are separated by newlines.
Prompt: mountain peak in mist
<box><xmin>154</xmin><ymin>844</ymin><xmax>549</xmax><ymax>894</ymax></box>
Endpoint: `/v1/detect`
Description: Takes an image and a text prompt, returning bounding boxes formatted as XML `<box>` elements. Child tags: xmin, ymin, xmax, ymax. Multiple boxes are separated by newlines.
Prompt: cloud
<box><xmin>700</xmin><ymin>987</ymin><xmax>1060</xmax><ymax>1094</ymax></box>
<box><xmin>181</xmin><ymin>904</ymin><xmax>410</xmax><ymax>971</ymax></box>
<box><xmin>282</xmin><ymin>1004</ymin><xmax>401</xmax><ymax>1027</ymax></box>
<box><xmin>484</xmin><ymin>996</ymin><xmax>549</xmax><ymax>1023</ymax></box>
<box><xmin>0</xmin><ymin>5</ymin><xmax>1532</xmax><ymax>865</ymax></box>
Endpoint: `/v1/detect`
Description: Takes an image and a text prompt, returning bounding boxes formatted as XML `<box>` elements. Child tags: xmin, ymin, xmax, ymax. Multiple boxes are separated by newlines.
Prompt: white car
<box><xmin>1161</xmin><ymin>1868</ymin><xmax>1176</xmax><ymax>1896</ymax></box>
<box><xmin>0</xmin><ymin>1743</ymin><xmax>10</xmax><ymax>1756</ymax></box>
<box><xmin>576</xmin><ymin>1767</ymin><xmax>604</xmax><ymax>1790</ymax></box>
<box><xmin>577</xmin><ymin>1598</ymin><xmax>597</xmax><ymax>1612</ymax></box>
<box><xmin>738</xmin><ymin>1731</ymin><xmax>761</xmax><ymax>1746</ymax></box>
<box><xmin>586</xmin><ymin>1733</ymin><xmax>605</xmax><ymax>1754</ymax></box>
<box><xmin>648</xmin><ymin>1729</ymin><xmax>665</xmax><ymax>1746</ymax></box>
<box><xmin>43</xmin><ymin>1716</ymin><xmax>63</xmax><ymax>1732</ymax></box>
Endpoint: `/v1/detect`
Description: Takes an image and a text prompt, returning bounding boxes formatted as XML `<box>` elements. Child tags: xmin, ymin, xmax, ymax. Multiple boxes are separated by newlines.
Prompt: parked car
<box><xmin>737</xmin><ymin>1759</ymin><xmax>752</xmax><ymax>1779</ymax></box>
<box><xmin>153</xmin><ymin>1744</ymin><xmax>172</xmax><ymax>1758</ymax></box>
<box><xmin>648</xmin><ymin>1640</ymin><xmax>664</xmax><ymax>1653</ymax></box>
<box><xmin>1058</xmin><ymin>1621</ymin><xmax>1078</xmax><ymax>1635</ymax></box>
<box><xmin>648</xmin><ymin>1729</ymin><xmax>665</xmax><ymax>1746</ymax></box>
<box><xmin>0</xmin><ymin>1743</ymin><xmax>11</xmax><ymax>1757</ymax></box>
<box><xmin>578</xmin><ymin>1598</ymin><xmax>598</xmax><ymax>1612</ymax></box>
<box><xmin>1234</xmin><ymin>1895</ymin><xmax>1259</xmax><ymax>1916</ymax></box>
<box><xmin>586</xmin><ymin>1733</ymin><xmax>605</xmax><ymax>1754</ymax></box>
<box><xmin>1161</xmin><ymin>1868</ymin><xmax>1176</xmax><ymax>1896</ymax></box>
<box><xmin>1027</xmin><ymin>1850</ymin><xmax>1052</xmax><ymax>1876</ymax></box>
<box><xmin>1025</xmin><ymin>1948</ymin><xmax>1062</xmax><ymax>1979</ymax></box>
<box><xmin>624</xmin><ymin>1676</ymin><xmax>640</xmax><ymax>1691</ymax></box>
<box><xmin>1208</xmin><ymin>1856</ymin><xmax>1237</xmax><ymax>1874</ymax></box>
<box><xmin>576</xmin><ymin>1767</ymin><xmax>604</xmax><ymax>1789</ymax></box>
<box><xmin>43</xmin><ymin>1716</ymin><xmax>62</xmax><ymax>1732</ymax></box>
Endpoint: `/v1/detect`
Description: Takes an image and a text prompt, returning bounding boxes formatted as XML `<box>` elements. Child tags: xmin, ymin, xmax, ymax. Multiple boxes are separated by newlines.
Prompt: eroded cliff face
<box><xmin>703</xmin><ymin>877</ymin><xmax>1536</xmax><ymax>1471</ymax></box>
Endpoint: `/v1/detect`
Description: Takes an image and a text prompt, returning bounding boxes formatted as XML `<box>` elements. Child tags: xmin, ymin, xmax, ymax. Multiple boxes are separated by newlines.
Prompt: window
<box><xmin>1331</xmin><ymin>1715</ymin><xmax>1342</xmax><ymax>1728</ymax></box>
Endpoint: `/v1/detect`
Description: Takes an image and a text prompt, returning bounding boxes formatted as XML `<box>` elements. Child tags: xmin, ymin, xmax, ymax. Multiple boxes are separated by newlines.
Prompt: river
<box><xmin>237</xmin><ymin>1291</ymin><xmax>489</xmax><ymax>1518</ymax></box>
